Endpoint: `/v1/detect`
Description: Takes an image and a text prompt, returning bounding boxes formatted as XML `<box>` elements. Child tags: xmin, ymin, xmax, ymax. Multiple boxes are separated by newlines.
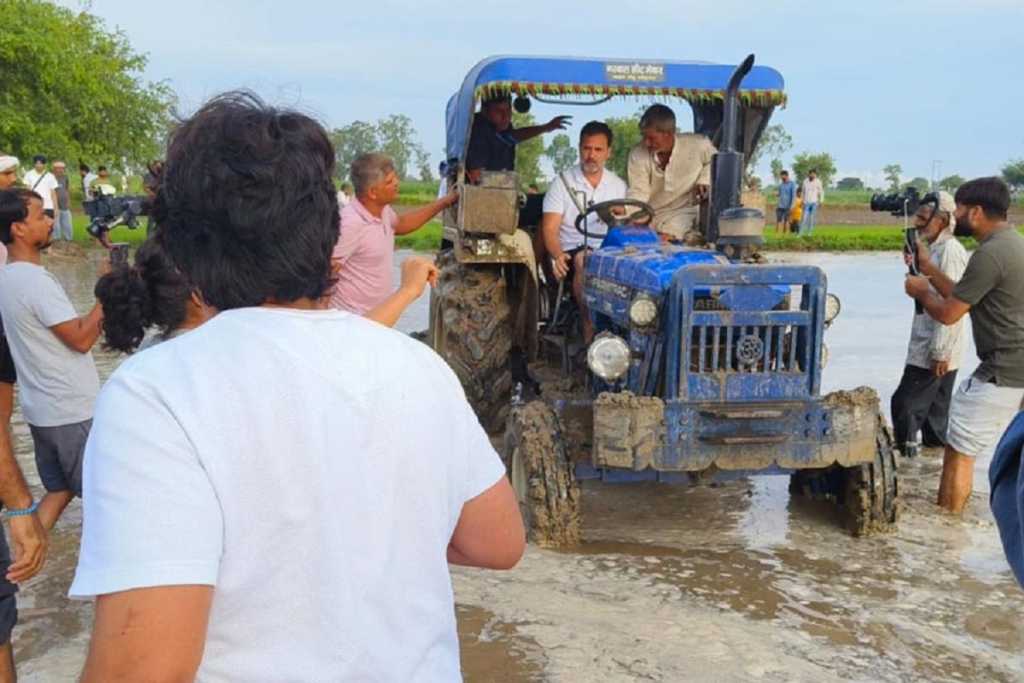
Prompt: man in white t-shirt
<box><xmin>21</xmin><ymin>156</ymin><xmax>58</xmax><ymax>218</ymax></box>
<box><xmin>800</xmin><ymin>169</ymin><xmax>825</xmax><ymax>235</ymax></box>
<box><xmin>71</xmin><ymin>93</ymin><xmax>524</xmax><ymax>682</ymax></box>
<box><xmin>0</xmin><ymin>188</ymin><xmax>104</xmax><ymax>531</ymax></box>
<box><xmin>542</xmin><ymin>121</ymin><xmax>627</xmax><ymax>342</ymax></box>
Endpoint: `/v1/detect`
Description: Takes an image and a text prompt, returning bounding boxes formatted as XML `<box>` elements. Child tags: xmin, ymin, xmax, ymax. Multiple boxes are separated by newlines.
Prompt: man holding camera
<box><xmin>905</xmin><ymin>177</ymin><xmax>1024</xmax><ymax>514</ymax></box>
<box><xmin>0</xmin><ymin>188</ymin><xmax>105</xmax><ymax>530</ymax></box>
<box><xmin>891</xmin><ymin>191</ymin><xmax>967</xmax><ymax>459</ymax></box>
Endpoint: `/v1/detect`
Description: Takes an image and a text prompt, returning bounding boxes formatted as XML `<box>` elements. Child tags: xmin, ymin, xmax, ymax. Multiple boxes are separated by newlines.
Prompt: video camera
<box><xmin>869</xmin><ymin>186</ymin><xmax>942</xmax><ymax>218</ymax></box>
<box><xmin>82</xmin><ymin>194</ymin><xmax>148</xmax><ymax>248</ymax></box>
<box><xmin>871</xmin><ymin>187</ymin><xmax>942</xmax><ymax>315</ymax></box>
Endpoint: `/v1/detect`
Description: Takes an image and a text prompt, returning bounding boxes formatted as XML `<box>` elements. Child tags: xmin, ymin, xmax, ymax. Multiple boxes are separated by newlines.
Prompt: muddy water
<box><xmin>12</xmin><ymin>251</ymin><xmax>1024</xmax><ymax>682</ymax></box>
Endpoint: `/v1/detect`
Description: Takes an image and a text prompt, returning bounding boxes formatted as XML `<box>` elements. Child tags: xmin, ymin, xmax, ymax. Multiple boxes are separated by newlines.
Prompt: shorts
<box><xmin>946</xmin><ymin>377</ymin><xmax>1024</xmax><ymax>459</ymax></box>
<box><xmin>0</xmin><ymin>530</ymin><xmax>17</xmax><ymax>645</ymax></box>
<box><xmin>28</xmin><ymin>419</ymin><xmax>92</xmax><ymax>497</ymax></box>
<box><xmin>0</xmin><ymin>336</ymin><xmax>15</xmax><ymax>385</ymax></box>
<box><xmin>776</xmin><ymin>207</ymin><xmax>790</xmax><ymax>222</ymax></box>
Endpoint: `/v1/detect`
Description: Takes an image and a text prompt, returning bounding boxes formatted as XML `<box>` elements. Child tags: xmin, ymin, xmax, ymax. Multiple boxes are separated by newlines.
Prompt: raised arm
<box><xmin>394</xmin><ymin>192</ymin><xmax>457</xmax><ymax>236</ymax></box>
<box><xmin>50</xmin><ymin>302</ymin><xmax>104</xmax><ymax>353</ymax></box>
<box><xmin>509</xmin><ymin>115</ymin><xmax>571</xmax><ymax>143</ymax></box>
<box><xmin>364</xmin><ymin>257</ymin><xmax>437</xmax><ymax>327</ymax></box>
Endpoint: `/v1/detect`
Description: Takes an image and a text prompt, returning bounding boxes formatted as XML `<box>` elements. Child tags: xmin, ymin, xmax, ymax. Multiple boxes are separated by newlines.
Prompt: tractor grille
<box><xmin>666</xmin><ymin>265</ymin><xmax>826</xmax><ymax>402</ymax></box>
<box><xmin>689</xmin><ymin>318</ymin><xmax>809</xmax><ymax>374</ymax></box>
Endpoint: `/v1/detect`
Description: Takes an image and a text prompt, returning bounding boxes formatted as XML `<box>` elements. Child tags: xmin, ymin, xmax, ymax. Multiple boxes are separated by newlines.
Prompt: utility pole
<box><xmin>931</xmin><ymin>160</ymin><xmax>942</xmax><ymax>190</ymax></box>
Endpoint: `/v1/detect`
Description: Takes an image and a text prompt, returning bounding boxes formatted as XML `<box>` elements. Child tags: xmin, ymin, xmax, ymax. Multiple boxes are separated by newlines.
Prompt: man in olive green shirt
<box><xmin>906</xmin><ymin>177</ymin><xmax>1024</xmax><ymax>514</ymax></box>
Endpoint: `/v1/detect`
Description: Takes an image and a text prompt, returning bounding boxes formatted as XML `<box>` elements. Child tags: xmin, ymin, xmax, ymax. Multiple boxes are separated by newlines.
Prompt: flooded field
<box><xmin>11</xmin><ymin>250</ymin><xmax>1023</xmax><ymax>682</ymax></box>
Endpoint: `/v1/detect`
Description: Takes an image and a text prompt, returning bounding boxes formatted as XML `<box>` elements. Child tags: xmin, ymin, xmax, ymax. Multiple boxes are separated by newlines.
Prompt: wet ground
<box><xmin>12</xmin><ymin>250</ymin><xmax>1024</xmax><ymax>682</ymax></box>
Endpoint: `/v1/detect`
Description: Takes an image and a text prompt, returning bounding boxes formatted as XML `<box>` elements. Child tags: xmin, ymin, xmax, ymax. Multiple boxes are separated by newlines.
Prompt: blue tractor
<box><xmin>429</xmin><ymin>55</ymin><xmax>897</xmax><ymax>546</ymax></box>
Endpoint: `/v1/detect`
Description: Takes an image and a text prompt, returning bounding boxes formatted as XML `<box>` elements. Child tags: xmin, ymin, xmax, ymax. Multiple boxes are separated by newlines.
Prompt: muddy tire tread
<box><xmin>431</xmin><ymin>251</ymin><xmax>513</xmax><ymax>433</ymax></box>
<box><xmin>504</xmin><ymin>401</ymin><xmax>581</xmax><ymax>548</ymax></box>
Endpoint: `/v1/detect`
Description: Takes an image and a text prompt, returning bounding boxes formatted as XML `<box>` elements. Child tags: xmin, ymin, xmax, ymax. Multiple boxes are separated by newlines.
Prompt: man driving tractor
<box><xmin>625</xmin><ymin>104</ymin><xmax>716</xmax><ymax>245</ymax></box>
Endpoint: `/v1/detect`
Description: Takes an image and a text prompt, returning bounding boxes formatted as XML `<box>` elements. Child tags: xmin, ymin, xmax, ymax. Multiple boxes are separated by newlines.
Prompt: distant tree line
<box><xmin>0</xmin><ymin>0</ymin><xmax>174</xmax><ymax>167</ymax></box>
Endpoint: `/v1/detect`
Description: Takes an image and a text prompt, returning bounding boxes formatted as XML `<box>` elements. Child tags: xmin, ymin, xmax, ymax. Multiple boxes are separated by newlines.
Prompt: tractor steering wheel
<box><xmin>574</xmin><ymin>199</ymin><xmax>656</xmax><ymax>237</ymax></box>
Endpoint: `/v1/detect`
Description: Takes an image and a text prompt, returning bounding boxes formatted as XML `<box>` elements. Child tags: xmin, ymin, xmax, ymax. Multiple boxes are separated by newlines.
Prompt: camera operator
<box><xmin>905</xmin><ymin>177</ymin><xmax>1024</xmax><ymax>514</ymax></box>
<box><xmin>891</xmin><ymin>191</ymin><xmax>967</xmax><ymax>458</ymax></box>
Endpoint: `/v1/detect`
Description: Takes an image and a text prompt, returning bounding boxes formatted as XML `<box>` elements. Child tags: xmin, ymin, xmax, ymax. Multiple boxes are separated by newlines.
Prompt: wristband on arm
<box><xmin>3</xmin><ymin>500</ymin><xmax>39</xmax><ymax>518</ymax></box>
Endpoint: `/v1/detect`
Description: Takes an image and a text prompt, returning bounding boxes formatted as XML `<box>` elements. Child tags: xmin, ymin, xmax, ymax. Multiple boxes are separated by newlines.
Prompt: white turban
<box><xmin>937</xmin><ymin>190</ymin><xmax>956</xmax><ymax>232</ymax></box>
<box><xmin>0</xmin><ymin>156</ymin><xmax>18</xmax><ymax>173</ymax></box>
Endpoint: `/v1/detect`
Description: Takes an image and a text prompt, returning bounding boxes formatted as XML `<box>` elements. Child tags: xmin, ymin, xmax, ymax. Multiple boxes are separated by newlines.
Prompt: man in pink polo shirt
<box><xmin>331</xmin><ymin>152</ymin><xmax>457</xmax><ymax>314</ymax></box>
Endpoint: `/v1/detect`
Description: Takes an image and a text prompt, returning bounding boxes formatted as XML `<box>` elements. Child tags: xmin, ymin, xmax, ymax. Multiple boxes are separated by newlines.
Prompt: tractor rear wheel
<box><xmin>504</xmin><ymin>401</ymin><xmax>581</xmax><ymax>548</ymax></box>
<box><xmin>430</xmin><ymin>251</ymin><xmax>513</xmax><ymax>433</ymax></box>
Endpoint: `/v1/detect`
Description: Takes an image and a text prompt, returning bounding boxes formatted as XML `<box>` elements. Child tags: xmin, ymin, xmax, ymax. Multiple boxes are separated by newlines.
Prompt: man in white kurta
<box><xmin>626</xmin><ymin>104</ymin><xmax>716</xmax><ymax>244</ymax></box>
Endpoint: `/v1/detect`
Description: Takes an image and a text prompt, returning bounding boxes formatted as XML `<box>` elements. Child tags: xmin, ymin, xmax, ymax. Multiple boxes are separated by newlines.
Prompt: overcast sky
<box><xmin>61</xmin><ymin>0</ymin><xmax>1022</xmax><ymax>186</ymax></box>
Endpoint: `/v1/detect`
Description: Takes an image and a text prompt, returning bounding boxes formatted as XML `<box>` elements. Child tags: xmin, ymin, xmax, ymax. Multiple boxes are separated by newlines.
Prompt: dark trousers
<box><xmin>891</xmin><ymin>364</ymin><xmax>958</xmax><ymax>449</ymax></box>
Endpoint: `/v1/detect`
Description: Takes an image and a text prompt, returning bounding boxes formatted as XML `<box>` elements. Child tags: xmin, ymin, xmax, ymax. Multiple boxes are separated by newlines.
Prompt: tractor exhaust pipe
<box><xmin>708</xmin><ymin>54</ymin><xmax>757</xmax><ymax>249</ymax></box>
<box><xmin>721</xmin><ymin>53</ymin><xmax>754</xmax><ymax>155</ymax></box>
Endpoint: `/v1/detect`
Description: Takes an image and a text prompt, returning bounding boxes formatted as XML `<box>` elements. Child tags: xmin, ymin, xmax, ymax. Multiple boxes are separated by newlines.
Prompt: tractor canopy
<box><xmin>445</xmin><ymin>55</ymin><xmax>786</xmax><ymax>168</ymax></box>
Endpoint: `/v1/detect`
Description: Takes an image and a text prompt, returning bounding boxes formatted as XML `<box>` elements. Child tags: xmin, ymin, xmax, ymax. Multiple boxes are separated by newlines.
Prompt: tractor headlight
<box><xmin>629</xmin><ymin>296</ymin><xmax>658</xmax><ymax>327</ymax></box>
<box><xmin>587</xmin><ymin>333</ymin><xmax>630</xmax><ymax>382</ymax></box>
<box><xmin>825</xmin><ymin>293</ymin><xmax>841</xmax><ymax>324</ymax></box>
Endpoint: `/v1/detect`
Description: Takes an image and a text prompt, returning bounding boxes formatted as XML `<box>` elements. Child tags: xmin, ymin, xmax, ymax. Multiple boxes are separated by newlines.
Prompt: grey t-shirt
<box><xmin>952</xmin><ymin>227</ymin><xmax>1024</xmax><ymax>387</ymax></box>
<box><xmin>0</xmin><ymin>262</ymin><xmax>99</xmax><ymax>426</ymax></box>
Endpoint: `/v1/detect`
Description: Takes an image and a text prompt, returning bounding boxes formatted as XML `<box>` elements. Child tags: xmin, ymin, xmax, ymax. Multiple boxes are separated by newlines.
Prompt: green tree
<box><xmin>415</xmin><ymin>149</ymin><xmax>434</xmax><ymax>183</ymax></box>
<box><xmin>836</xmin><ymin>177</ymin><xmax>864</xmax><ymax>191</ymax></box>
<box><xmin>329</xmin><ymin>115</ymin><xmax>429</xmax><ymax>182</ymax></box>
<box><xmin>1003</xmin><ymin>159</ymin><xmax>1024</xmax><ymax>191</ymax></box>
<box><xmin>902</xmin><ymin>177</ymin><xmax>930</xmax><ymax>192</ymax></box>
<box><xmin>328</xmin><ymin>120</ymin><xmax>378</xmax><ymax>181</ymax></box>
<box><xmin>0</xmin><ymin>0</ymin><xmax>173</xmax><ymax>165</ymax></box>
<box><xmin>605</xmin><ymin>116</ymin><xmax>642</xmax><ymax>180</ymax></box>
<box><xmin>747</xmin><ymin>124</ymin><xmax>792</xmax><ymax>184</ymax></box>
<box><xmin>545</xmin><ymin>134</ymin><xmax>577</xmax><ymax>175</ymax></box>
<box><xmin>376</xmin><ymin>114</ymin><xmax>425</xmax><ymax>180</ymax></box>
<box><xmin>512</xmin><ymin>112</ymin><xmax>544</xmax><ymax>188</ymax></box>
<box><xmin>769</xmin><ymin>159</ymin><xmax>784</xmax><ymax>184</ymax></box>
<box><xmin>792</xmin><ymin>152</ymin><xmax>837</xmax><ymax>187</ymax></box>
<box><xmin>883</xmin><ymin>164</ymin><xmax>903</xmax><ymax>192</ymax></box>
<box><xmin>938</xmin><ymin>174</ymin><xmax>965</xmax><ymax>192</ymax></box>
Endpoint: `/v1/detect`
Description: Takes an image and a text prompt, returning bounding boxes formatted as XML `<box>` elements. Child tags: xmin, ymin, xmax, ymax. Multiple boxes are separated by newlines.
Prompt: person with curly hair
<box><xmin>72</xmin><ymin>91</ymin><xmax>522</xmax><ymax>682</ymax></box>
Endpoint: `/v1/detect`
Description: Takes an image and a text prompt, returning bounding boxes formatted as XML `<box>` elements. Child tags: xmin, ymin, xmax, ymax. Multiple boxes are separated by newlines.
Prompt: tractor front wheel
<box><xmin>504</xmin><ymin>401</ymin><xmax>581</xmax><ymax>548</ymax></box>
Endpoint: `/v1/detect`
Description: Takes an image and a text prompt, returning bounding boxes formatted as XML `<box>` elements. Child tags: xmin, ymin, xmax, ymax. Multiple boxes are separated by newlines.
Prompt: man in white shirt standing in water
<box><xmin>71</xmin><ymin>91</ymin><xmax>525</xmax><ymax>682</ymax></box>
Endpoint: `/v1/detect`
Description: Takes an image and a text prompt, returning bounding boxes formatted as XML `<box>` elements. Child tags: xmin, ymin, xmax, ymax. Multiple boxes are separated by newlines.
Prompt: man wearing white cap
<box><xmin>0</xmin><ymin>157</ymin><xmax>17</xmax><ymax>193</ymax></box>
<box><xmin>891</xmin><ymin>191</ymin><xmax>968</xmax><ymax>458</ymax></box>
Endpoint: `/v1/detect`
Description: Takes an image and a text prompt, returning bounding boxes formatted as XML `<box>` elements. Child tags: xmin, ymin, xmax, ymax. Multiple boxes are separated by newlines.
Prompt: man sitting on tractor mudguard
<box><xmin>541</xmin><ymin>121</ymin><xmax>627</xmax><ymax>343</ymax></box>
<box><xmin>625</xmin><ymin>104</ymin><xmax>716</xmax><ymax>245</ymax></box>
<box><xmin>465</xmin><ymin>94</ymin><xmax>570</xmax><ymax>183</ymax></box>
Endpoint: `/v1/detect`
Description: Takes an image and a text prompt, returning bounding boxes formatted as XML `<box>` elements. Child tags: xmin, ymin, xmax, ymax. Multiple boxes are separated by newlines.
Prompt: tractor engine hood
<box><xmin>585</xmin><ymin>245</ymin><xmax>726</xmax><ymax>297</ymax></box>
<box><xmin>584</xmin><ymin>245</ymin><xmax>792</xmax><ymax>327</ymax></box>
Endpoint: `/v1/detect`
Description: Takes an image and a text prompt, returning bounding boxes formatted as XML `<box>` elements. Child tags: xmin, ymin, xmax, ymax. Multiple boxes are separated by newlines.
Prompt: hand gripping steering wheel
<box><xmin>574</xmin><ymin>199</ymin><xmax>656</xmax><ymax>237</ymax></box>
